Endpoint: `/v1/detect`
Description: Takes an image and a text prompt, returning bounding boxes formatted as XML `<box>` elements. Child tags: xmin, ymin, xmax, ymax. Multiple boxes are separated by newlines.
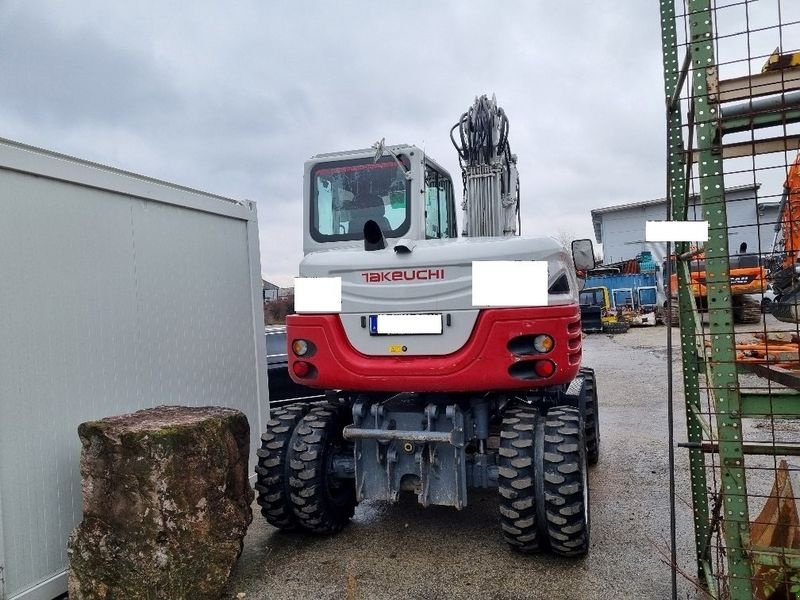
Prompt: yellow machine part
<box><xmin>762</xmin><ymin>47</ymin><xmax>800</xmax><ymax>73</ymax></box>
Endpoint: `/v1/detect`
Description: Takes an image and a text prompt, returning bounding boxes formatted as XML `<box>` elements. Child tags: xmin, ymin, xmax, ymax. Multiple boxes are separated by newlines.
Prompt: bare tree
<box><xmin>555</xmin><ymin>229</ymin><xmax>576</xmax><ymax>250</ymax></box>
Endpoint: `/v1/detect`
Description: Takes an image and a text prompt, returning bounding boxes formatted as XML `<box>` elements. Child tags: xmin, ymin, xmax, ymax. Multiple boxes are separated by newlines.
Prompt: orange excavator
<box><xmin>769</xmin><ymin>152</ymin><xmax>800</xmax><ymax>322</ymax></box>
<box><xmin>666</xmin><ymin>251</ymin><xmax>767</xmax><ymax>325</ymax></box>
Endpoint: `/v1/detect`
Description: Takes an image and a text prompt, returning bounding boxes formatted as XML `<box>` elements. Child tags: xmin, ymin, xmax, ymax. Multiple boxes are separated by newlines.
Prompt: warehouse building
<box><xmin>591</xmin><ymin>184</ymin><xmax>780</xmax><ymax>267</ymax></box>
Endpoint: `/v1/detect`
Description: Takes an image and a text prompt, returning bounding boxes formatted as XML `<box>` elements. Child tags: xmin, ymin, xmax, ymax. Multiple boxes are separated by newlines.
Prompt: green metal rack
<box><xmin>661</xmin><ymin>1</ymin><xmax>800</xmax><ymax>597</ymax></box>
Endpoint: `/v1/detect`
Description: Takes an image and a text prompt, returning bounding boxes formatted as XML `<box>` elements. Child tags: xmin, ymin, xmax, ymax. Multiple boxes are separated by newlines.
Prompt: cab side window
<box><xmin>425</xmin><ymin>164</ymin><xmax>455</xmax><ymax>239</ymax></box>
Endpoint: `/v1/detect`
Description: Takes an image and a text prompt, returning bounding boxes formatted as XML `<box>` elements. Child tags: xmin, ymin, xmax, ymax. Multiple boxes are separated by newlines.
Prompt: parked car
<box><xmin>266</xmin><ymin>326</ymin><xmax>324</xmax><ymax>404</ymax></box>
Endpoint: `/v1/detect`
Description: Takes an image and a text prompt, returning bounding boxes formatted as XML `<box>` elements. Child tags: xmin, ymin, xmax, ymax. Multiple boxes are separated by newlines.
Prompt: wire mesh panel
<box><xmin>662</xmin><ymin>0</ymin><xmax>800</xmax><ymax>598</ymax></box>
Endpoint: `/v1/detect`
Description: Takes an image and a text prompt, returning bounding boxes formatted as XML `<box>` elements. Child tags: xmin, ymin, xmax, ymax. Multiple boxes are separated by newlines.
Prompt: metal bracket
<box><xmin>349</xmin><ymin>400</ymin><xmax>468</xmax><ymax>508</ymax></box>
<box><xmin>706</xmin><ymin>66</ymin><xmax>719</xmax><ymax>103</ymax></box>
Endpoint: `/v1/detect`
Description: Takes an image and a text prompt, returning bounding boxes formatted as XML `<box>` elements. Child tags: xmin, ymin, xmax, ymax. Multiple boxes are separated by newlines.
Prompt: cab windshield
<box><xmin>638</xmin><ymin>287</ymin><xmax>657</xmax><ymax>306</ymax></box>
<box><xmin>310</xmin><ymin>156</ymin><xmax>411</xmax><ymax>242</ymax></box>
<box><xmin>579</xmin><ymin>288</ymin><xmax>605</xmax><ymax>307</ymax></box>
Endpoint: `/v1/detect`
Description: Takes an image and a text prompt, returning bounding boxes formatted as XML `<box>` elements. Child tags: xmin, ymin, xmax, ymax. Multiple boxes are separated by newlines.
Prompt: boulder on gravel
<box><xmin>67</xmin><ymin>405</ymin><xmax>254</xmax><ymax>600</ymax></box>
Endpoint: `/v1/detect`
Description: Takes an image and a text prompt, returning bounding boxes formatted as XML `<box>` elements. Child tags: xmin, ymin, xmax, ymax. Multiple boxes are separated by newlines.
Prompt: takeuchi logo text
<box><xmin>360</xmin><ymin>268</ymin><xmax>445</xmax><ymax>283</ymax></box>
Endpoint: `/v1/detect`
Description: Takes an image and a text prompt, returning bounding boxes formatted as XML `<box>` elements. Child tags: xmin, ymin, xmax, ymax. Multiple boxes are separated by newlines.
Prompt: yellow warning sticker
<box><xmin>389</xmin><ymin>344</ymin><xmax>407</xmax><ymax>353</ymax></box>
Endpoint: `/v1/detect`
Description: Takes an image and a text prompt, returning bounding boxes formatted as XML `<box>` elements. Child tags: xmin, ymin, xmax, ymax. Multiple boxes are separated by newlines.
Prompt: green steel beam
<box><xmin>750</xmin><ymin>546</ymin><xmax>800</xmax><ymax>570</ymax></box>
<box><xmin>659</xmin><ymin>0</ymin><xmax>711</xmax><ymax>584</ymax></box>
<box><xmin>687</xmin><ymin>1</ymin><xmax>753</xmax><ymax>597</ymax></box>
<box><xmin>739</xmin><ymin>392</ymin><xmax>800</xmax><ymax>418</ymax></box>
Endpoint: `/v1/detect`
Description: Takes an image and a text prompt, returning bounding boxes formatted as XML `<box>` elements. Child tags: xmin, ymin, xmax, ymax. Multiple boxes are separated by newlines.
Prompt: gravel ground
<box><xmin>225</xmin><ymin>325</ymin><xmax>704</xmax><ymax>600</ymax></box>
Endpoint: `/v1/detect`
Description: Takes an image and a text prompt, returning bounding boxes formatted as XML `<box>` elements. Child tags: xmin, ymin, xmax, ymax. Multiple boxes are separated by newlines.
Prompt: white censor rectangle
<box><xmin>645</xmin><ymin>220</ymin><xmax>709</xmax><ymax>242</ymax></box>
<box><xmin>374</xmin><ymin>313</ymin><xmax>443</xmax><ymax>335</ymax></box>
<box><xmin>472</xmin><ymin>261</ymin><xmax>549</xmax><ymax>307</ymax></box>
<box><xmin>294</xmin><ymin>276</ymin><xmax>342</xmax><ymax>313</ymax></box>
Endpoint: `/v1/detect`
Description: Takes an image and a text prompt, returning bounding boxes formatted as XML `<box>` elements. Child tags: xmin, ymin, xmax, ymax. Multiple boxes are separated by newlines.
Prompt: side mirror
<box><xmin>571</xmin><ymin>239</ymin><xmax>596</xmax><ymax>272</ymax></box>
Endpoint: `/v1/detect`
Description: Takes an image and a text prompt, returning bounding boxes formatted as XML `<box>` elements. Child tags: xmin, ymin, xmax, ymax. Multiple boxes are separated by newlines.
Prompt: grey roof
<box><xmin>590</xmin><ymin>183</ymin><xmax>764</xmax><ymax>243</ymax></box>
<box><xmin>0</xmin><ymin>136</ymin><xmax>245</xmax><ymax>208</ymax></box>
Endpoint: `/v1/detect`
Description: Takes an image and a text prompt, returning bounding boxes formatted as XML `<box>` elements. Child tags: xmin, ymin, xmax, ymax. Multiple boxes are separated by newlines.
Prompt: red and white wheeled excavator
<box><xmin>255</xmin><ymin>95</ymin><xmax>599</xmax><ymax>555</ymax></box>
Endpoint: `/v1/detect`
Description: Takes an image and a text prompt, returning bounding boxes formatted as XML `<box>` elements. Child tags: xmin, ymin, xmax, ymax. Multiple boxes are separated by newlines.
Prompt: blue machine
<box><xmin>584</xmin><ymin>272</ymin><xmax>664</xmax><ymax>324</ymax></box>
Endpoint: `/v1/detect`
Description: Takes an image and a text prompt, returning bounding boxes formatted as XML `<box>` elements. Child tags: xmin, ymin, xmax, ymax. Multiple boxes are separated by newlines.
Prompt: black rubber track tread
<box><xmin>580</xmin><ymin>368</ymin><xmax>600</xmax><ymax>466</ymax></box>
<box><xmin>669</xmin><ymin>301</ymin><xmax>679</xmax><ymax>327</ymax></box>
<box><xmin>287</xmin><ymin>406</ymin><xmax>357</xmax><ymax>534</ymax></box>
<box><xmin>254</xmin><ymin>403</ymin><xmax>310</xmax><ymax>530</ymax></box>
<box><xmin>602</xmin><ymin>321</ymin><xmax>629</xmax><ymax>334</ymax></box>
<box><xmin>734</xmin><ymin>297</ymin><xmax>762</xmax><ymax>324</ymax></box>
<box><xmin>498</xmin><ymin>406</ymin><xmax>541</xmax><ymax>553</ymax></box>
<box><xmin>540</xmin><ymin>406</ymin><xmax>590</xmax><ymax>556</ymax></box>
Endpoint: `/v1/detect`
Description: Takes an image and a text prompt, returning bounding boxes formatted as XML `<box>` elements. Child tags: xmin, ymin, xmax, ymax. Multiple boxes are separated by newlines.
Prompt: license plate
<box><xmin>369</xmin><ymin>313</ymin><xmax>443</xmax><ymax>335</ymax></box>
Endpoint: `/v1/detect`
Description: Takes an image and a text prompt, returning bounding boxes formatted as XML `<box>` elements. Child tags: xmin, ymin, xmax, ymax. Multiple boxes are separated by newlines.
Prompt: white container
<box><xmin>0</xmin><ymin>138</ymin><xmax>268</xmax><ymax>600</ymax></box>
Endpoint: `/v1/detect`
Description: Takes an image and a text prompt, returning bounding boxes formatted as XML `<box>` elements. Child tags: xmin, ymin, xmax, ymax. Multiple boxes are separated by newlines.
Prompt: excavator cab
<box><xmin>303</xmin><ymin>147</ymin><xmax>457</xmax><ymax>254</ymax></box>
<box><xmin>308</xmin><ymin>153</ymin><xmax>412</xmax><ymax>244</ymax></box>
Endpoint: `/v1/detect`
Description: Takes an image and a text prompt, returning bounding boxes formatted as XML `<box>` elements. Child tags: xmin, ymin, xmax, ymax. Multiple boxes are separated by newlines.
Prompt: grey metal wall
<box><xmin>0</xmin><ymin>140</ymin><xmax>267</xmax><ymax>600</ymax></box>
<box><xmin>599</xmin><ymin>188</ymin><xmax>778</xmax><ymax>266</ymax></box>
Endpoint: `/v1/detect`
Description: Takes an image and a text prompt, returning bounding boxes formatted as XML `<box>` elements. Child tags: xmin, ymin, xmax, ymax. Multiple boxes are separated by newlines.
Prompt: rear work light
<box><xmin>293</xmin><ymin>361</ymin><xmax>312</xmax><ymax>378</ymax></box>
<box><xmin>534</xmin><ymin>359</ymin><xmax>556</xmax><ymax>378</ymax></box>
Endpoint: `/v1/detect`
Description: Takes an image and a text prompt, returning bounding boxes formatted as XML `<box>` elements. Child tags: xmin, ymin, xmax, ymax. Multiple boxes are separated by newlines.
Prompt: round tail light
<box><xmin>534</xmin><ymin>359</ymin><xmax>556</xmax><ymax>378</ymax></box>
<box><xmin>293</xmin><ymin>361</ymin><xmax>312</xmax><ymax>378</ymax></box>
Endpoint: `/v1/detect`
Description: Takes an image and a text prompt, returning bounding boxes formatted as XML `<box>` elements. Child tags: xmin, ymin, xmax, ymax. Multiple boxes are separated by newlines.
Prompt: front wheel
<box><xmin>498</xmin><ymin>406</ymin><xmax>541</xmax><ymax>553</ymax></box>
<box><xmin>538</xmin><ymin>406</ymin><xmax>591</xmax><ymax>556</ymax></box>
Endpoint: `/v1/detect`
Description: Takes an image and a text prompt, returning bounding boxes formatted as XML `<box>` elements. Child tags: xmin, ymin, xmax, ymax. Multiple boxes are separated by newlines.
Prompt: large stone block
<box><xmin>68</xmin><ymin>405</ymin><xmax>254</xmax><ymax>599</ymax></box>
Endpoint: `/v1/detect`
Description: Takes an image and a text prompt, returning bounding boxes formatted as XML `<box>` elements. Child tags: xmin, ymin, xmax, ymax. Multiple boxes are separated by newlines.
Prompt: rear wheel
<box><xmin>498</xmin><ymin>406</ymin><xmax>541</xmax><ymax>553</ymax></box>
<box><xmin>255</xmin><ymin>404</ymin><xmax>311</xmax><ymax>530</ymax></box>
<box><xmin>288</xmin><ymin>405</ymin><xmax>357</xmax><ymax>534</ymax></box>
<box><xmin>537</xmin><ymin>406</ymin><xmax>590</xmax><ymax>556</ymax></box>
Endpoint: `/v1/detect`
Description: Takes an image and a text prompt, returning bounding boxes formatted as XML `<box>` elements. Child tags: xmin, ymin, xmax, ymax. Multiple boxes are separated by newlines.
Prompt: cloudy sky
<box><xmin>0</xmin><ymin>2</ymin><xmax>703</xmax><ymax>285</ymax></box>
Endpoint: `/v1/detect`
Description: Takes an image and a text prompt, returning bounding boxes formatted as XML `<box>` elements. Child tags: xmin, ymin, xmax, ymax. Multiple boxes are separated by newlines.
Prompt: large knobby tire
<box><xmin>498</xmin><ymin>406</ymin><xmax>541</xmax><ymax>553</ymax></box>
<box><xmin>255</xmin><ymin>404</ymin><xmax>310</xmax><ymax>530</ymax></box>
<box><xmin>538</xmin><ymin>406</ymin><xmax>590</xmax><ymax>556</ymax></box>
<box><xmin>580</xmin><ymin>368</ymin><xmax>600</xmax><ymax>466</ymax></box>
<box><xmin>288</xmin><ymin>405</ymin><xmax>357</xmax><ymax>534</ymax></box>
